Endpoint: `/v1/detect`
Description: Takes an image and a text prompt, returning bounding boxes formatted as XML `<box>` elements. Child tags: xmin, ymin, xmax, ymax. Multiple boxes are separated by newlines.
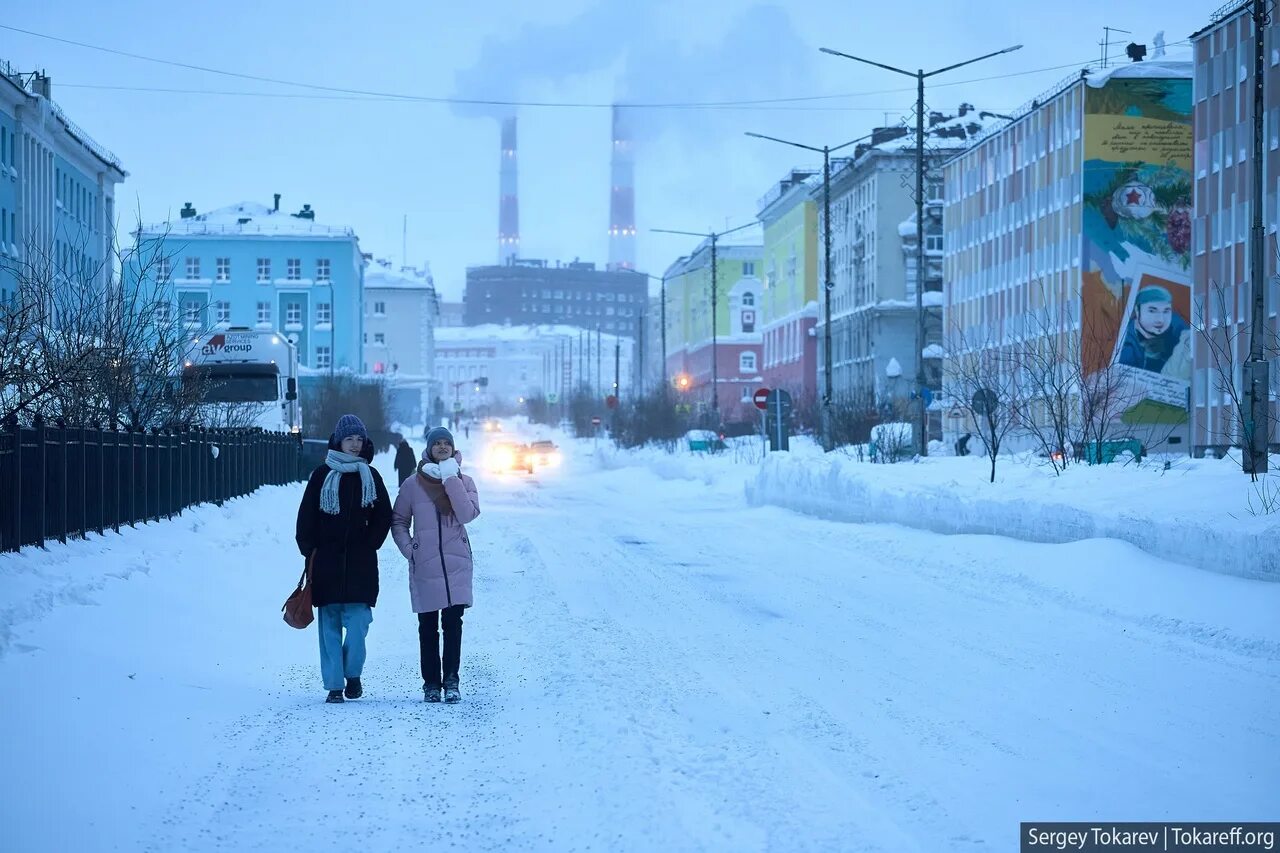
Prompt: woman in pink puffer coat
<box><xmin>391</xmin><ymin>426</ymin><xmax>479</xmax><ymax>704</ymax></box>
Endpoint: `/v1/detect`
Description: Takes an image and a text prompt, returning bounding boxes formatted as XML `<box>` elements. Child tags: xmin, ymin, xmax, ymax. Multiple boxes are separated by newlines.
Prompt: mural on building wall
<box><xmin>1081</xmin><ymin>75</ymin><xmax>1193</xmax><ymax>424</ymax></box>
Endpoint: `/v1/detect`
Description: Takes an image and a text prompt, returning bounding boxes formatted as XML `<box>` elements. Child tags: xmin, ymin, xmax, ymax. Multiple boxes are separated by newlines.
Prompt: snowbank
<box><xmin>746</xmin><ymin>454</ymin><xmax>1280</xmax><ymax>581</ymax></box>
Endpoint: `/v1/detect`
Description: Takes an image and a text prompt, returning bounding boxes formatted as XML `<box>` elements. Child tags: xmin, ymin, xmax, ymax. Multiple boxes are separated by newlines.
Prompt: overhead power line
<box><xmin>0</xmin><ymin>23</ymin><xmax>1190</xmax><ymax>111</ymax></box>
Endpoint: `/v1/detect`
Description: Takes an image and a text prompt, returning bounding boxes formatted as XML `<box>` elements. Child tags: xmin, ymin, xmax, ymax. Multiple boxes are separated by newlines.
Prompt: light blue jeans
<box><xmin>317</xmin><ymin>603</ymin><xmax>373</xmax><ymax>691</ymax></box>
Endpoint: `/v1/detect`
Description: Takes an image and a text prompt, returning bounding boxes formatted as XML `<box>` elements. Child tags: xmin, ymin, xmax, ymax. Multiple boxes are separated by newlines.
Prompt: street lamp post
<box><xmin>745</xmin><ymin>130</ymin><xmax>873</xmax><ymax>451</ymax></box>
<box><xmin>820</xmin><ymin>42</ymin><xmax>1022</xmax><ymax>456</ymax></box>
<box><xmin>653</xmin><ymin>223</ymin><xmax>755</xmax><ymax>420</ymax></box>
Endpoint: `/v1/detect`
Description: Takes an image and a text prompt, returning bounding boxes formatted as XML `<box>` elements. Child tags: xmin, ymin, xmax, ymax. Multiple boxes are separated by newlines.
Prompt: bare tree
<box><xmin>1193</xmin><ymin>280</ymin><xmax>1280</xmax><ymax>481</ymax></box>
<box><xmin>944</xmin><ymin>322</ymin><xmax>1028</xmax><ymax>483</ymax></box>
<box><xmin>1004</xmin><ymin>290</ymin><xmax>1077</xmax><ymax>473</ymax></box>
<box><xmin>0</xmin><ymin>231</ymin><xmax>107</xmax><ymax>424</ymax></box>
<box><xmin>112</xmin><ymin>226</ymin><xmax>217</xmax><ymax>430</ymax></box>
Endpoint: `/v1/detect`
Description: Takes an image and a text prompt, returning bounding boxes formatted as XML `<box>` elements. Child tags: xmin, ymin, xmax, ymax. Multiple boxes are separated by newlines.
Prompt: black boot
<box><xmin>326</xmin><ymin>690</ymin><xmax>345</xmax><ymax>704</ymax></box>
<box><xmin>344</xmin><ymin>678</ymin><xmax>363</xmax><ymax>700</ymax></box>
<box><xmin>424</xmin><ymin>683</ymin><xmax>442</xmax><ymax>703</ymax></box>
<box><xmin>443</xmin><ymin>674</ymin><xmax>461</xmax><ymax>704</ymax></box>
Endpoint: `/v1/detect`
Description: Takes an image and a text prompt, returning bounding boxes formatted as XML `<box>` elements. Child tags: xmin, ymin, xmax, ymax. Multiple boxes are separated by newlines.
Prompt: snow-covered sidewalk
<box><xmin>745</xmin><ymin>449</ymin><xmax>1280</xmax><ymax>581</ymax></box>
<box><xmin>1</xmin><ymin>437</ymin><xmax>1277</xmax><ymax>851</ymax></box>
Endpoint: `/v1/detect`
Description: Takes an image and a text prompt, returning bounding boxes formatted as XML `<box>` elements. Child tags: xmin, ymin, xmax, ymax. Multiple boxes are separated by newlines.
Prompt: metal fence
<box><xmin>0</xmin><ymin>416</ymin><xmax>306</xmax><ymax>553</ymax></box>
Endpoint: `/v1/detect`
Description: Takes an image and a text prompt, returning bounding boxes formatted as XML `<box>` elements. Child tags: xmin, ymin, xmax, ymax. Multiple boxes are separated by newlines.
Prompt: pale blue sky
<box><xmin>4</xmin><ymin>0</ymin><xmax>1209</xmax><ymax>299</ymax></box>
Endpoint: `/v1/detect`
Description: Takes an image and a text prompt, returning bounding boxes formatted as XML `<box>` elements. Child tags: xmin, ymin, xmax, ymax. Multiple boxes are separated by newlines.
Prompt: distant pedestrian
<box><xmin>391</xmin><ymin>426</ymin><xmax>480</xmax><ymax>704</ymax></box>
<box><xmin>464</xmin><ymin>423</ymin><xmax>471</xmax><ymax>440</ymax></box>
<box><xmin>394</xmin><ymin>437</ymin><xmax>417</xmax><ymax>489</ymax></box>
<box><xmin>295</xmin><ymin>414</ymin><xmax>392</xmax><ymax>704</ymax></box>
<box><xmin>956</xmin><ymin>432</ymin><xmax>972</xmax><ymax>457</ymax></box>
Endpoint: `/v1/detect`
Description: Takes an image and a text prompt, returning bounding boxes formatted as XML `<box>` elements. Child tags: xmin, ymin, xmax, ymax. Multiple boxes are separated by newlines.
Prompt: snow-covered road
<box><xmin>2</xmin><ymin>438</ymin><xmax>1277</xmax><ymax>852</ymax></box>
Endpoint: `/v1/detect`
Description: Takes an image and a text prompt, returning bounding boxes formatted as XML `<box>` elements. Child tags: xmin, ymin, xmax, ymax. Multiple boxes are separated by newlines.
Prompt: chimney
<box><xmin>608</xmin><ymin>105</ymin><xmax>637</xmax><ymax>272</ymax></box>
<box><xmin>273</xmin><ymin>193</ymin><xmax>281</xmax><ymax>212</ymax></box>
<box><xmin>180</xmin><ymin>202</ymin><xmax>197</xmax><ymax>219</ymax></box>
<box><xmin>498</xmin><ymin>116</ymin><xmax>519</xmax><ymax>264</ymax></box>
<box><xmin>31</xmin><ymin>72</ymin><xmax>51</xmax><ymax>100</ymax></box>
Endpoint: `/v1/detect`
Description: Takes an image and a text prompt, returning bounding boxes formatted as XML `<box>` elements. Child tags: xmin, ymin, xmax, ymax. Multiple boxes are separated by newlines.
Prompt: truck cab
<box><xmin>183</xmin><ymin>328</ymin><xmax>301</xmax><ymax>433</ymax></box>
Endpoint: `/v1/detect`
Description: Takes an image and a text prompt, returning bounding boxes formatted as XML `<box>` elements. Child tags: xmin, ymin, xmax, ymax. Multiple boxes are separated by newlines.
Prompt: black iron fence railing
<box><xmin>0</xmin><ymin>416</ymin><xmax>306</xmax><ymax>553</ymax></box>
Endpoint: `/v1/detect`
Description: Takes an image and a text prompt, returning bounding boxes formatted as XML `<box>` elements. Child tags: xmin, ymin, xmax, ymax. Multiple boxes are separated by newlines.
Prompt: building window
<box><xmin>216</xmin><ymin>257</ymin><xmax>230</xmax><ymax>282</ymax></box>
<box><xmin>214</xmin><ymin>300</ymin><xmax>231</xmax><ymax>325</ymax></box>
<box><xmin>257</xmin><ymin>301</ymin><xmax>272</xmax><ymax>325</ymax></box>
<box><xmin>315</xmin><ymin>346</ymin><xmax>331</xmax><ymax>369</ymax></box>
<box><xmin>257</xmin><ymin>258</ymin><xmax>271</xmax><ymax>283</ymax></box>
<box><xmin>926</xmin><ymin>234</ymin><xmax>944</xmax><ymax>252</ymax></box>
<box><xmin>374</xmin><ymin>301</ymin><xmax>386</xmax><ymax>316</ymax></box>
<box><xmin>374</xmin><ymin>332</ymin><xmax>386</xmax><ymax>345</ymax></box>
<box><xmin>742</xmin><ymin>261</ymin><xmax>756</xmax><ymax>276</ymax></box>
<box><xmin>286</xmin><ymin>301</ymin><xmax>302</xmax><ymax>327</ymax></box>
<box><xmin>740</xmin><ymin>351</ymin><xmax>757</xmax><ymax>373</ymax></box>
<box><xmin>157</xmin><ymin>258</ymin><xmax>171</xmax><ymax>282</ymax></box>
<box><xmin>183</xmin><ymin>298</ymin><xmax>203</xmax><ymax>326</ymax></box>
<box><xmin>742</xmin><ymin>292</ymin><xmax>755</xmax><ymax>306</ymax></box>
<box><xmin>287</xmin><ymin>258</ymin><xmax>301</xmax><ymax>280</ymax></box>
<box><xmin>154</xmin><ymin>302</ymin><xmax>172</xmax><ymax>324</ymax></box>
<box><xmin>316</xmin><ymin>258</ymin><xmax>331</xmax><ymax>282</ymax></box>
<box><xmin>186</xmin><ymin>257</ymin><xmax>200</xmax><ymax>279</ymax></box>
<box><xmin>316</xmin><ymin>302</ymin><xmax>331</xmax><ymax>324</ymax></box>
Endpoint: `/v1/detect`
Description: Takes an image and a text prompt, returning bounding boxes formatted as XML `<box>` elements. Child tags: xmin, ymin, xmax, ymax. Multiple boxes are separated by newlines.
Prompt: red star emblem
<box><xmin>1125</xmin><ymin>188</ymin><xmax>1143</xmax><ymax>205</ymax></box>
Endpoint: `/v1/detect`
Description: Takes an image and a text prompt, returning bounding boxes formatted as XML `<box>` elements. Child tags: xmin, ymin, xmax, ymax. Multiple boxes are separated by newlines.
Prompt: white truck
<box><xmin>183</xmin><ymin>328</ymin><xmax>301</xmax><ymax>433</ymax></box>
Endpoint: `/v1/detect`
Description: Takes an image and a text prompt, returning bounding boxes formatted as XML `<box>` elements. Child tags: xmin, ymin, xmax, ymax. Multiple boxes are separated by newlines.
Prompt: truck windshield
<box><xmin>186</xmin><ymin>366</ymin><xmax>279</xmax><ymax>403</ymax></box>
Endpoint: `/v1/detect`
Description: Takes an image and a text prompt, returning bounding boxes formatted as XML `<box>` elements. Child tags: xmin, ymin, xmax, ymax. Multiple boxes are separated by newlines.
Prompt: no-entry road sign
<box><xmin>752</xmin><ymin>387</ymin><xmax>771</xmax><ymax>411</ymax></box>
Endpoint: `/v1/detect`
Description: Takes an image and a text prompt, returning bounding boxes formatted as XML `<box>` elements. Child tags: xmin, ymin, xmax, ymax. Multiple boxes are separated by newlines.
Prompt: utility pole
<box><xmin>596</xmin><ymin>325</ymin><xmax>602</xmax><ymax>398</ymax></box>
<box><xmin>821</xmin><ymin>42</ymin><xmax>1022</xmax><ymax>456</ymax></box>
<box><xmin>1246</xmin><ymin>0</ymin><xmax>1272</xmax><ymax>475</ymax></box>
<box><xmin>745</xmin><ymin>130</ymin><xmax>870</xmax><ymax>452</ymax></box>
<box><xmin>637</xmin><ymin>311</ymin><xmax>645</xmax><ymax>398</ymax></box>
<box><xmin>660</xmin><ymin>274</ymin><xmax>668</xmax><ymax>389</ymax></box>
<box><xmin>614</xmin><ymin>336</ymin><xmax>620</xmax><ymax>397</ymax></box>
<box><xmin>710</xmin><ymin>234</ymin><xmax>719</xmax><ymax>416</ymax></box>
<box><xmin>653</xmin><ymin>224</ymin><xmax>755</xmax><ymax>422</ymax></box>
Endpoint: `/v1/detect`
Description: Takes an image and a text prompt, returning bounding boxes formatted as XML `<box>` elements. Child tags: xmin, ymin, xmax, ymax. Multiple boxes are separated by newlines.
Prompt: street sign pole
<box><xmin>753</xmin><ymin>387</ymin><xmax>771</xmax><ymax>457</ymax></box>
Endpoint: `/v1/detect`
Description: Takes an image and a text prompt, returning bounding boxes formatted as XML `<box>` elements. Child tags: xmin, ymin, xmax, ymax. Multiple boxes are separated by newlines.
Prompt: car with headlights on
<box><xmin>485</xmin><ymin>440</ymin><xmax>534</xmax><ymax>474</ymax></box>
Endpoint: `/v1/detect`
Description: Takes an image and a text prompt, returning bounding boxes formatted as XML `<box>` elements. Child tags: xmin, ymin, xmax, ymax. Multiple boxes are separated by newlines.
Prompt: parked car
<box><xmin>685</xmin><ymin>429</ymin><xmax>727</xmax><ymax>452</ymax></box>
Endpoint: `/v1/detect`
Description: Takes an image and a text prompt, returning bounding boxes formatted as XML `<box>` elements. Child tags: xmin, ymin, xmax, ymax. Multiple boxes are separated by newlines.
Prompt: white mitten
<box><xmin>438</xmin><ymin>457</ymin><xmax>460</xmax><ymax>479</ymax></box>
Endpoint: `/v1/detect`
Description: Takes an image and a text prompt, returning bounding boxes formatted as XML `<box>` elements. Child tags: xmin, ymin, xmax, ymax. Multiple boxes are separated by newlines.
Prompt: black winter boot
<box><xmin>344</xmin><ymin>678</ymin><xmax>363</xmax><ymax>700</ymax></box>
<box><xmin>424</xmin><ymin>683</ymin><xmax>442</xmax><ymax>703</ymax></box>
<box><xmin>326</xmin><ymin>690</ymin><xmax>345</xmax><ymax>704</ymax></box>
<box><xmin>443</xmin><ymin>675</ymin><xmax>461</xmax><ymax>704</ymax></box>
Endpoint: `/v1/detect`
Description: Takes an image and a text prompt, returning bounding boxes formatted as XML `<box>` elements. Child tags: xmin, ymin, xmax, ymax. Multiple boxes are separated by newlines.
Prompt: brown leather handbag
<box><xmin>282</xmin><ymin>553</ymin><xmax>315</xmax><ymax>629</ymax></box>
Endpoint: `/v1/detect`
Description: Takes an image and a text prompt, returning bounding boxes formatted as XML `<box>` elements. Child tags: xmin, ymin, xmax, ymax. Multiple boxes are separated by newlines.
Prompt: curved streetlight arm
<box><xmin>744</xmin><ymin>131</ymin><xmax>823</xmax><ymax>154</ymax></box>
<box><xmin>819</xmin><ymin>47</ymin><xmax>914</xmax><ymax>77</ymax></box>
<box><xmin>747</xmin><ymin>129</ymin><xmax>873</xmax><ymax>160</ymax></box>
<box><xmin>820</xmin><ymin>44</ymin><xmax>1023</xmax><ymax>79</ymax></box>
<box><xmin>925</xmin><ymin>44</ymin><xmax>1022</xmax><ymax>77</ymax></box>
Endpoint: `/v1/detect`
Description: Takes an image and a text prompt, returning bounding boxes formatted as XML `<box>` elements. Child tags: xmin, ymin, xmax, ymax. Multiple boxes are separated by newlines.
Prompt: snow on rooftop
<box><xmin>922</xmin><ymin>343</ymin><xmax>945</xmax><ymax>359</ymax></box>
<box><xmin>898</xmin><ymin>217</ymin><xmax>917</xmax><ymax>238</ymax></box>
<box><xmin>140</xmin><ymin>201</ymin><xmax>357</xmax><ymax>238</ymax></box>
<box><xmin>434</xmin><ymin>323</ymin><xmax>633</xmax><ymax>345</ymax></box>
<box><xmin>365</xmin><ymin>259</ymin><xmax>434</xmax><ymax>290</ymax></box>
<box><xmin>1084</xmin><ymin>56</ymin><xmax>1193</xmax><ymax>88</ymax></box>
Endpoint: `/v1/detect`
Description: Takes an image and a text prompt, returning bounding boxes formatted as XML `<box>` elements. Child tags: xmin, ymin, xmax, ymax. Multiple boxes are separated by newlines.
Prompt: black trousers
<box><xmin>418</xmin><ymin>605</ymin><xmax>465</xmax><ymax>687</ymax></box>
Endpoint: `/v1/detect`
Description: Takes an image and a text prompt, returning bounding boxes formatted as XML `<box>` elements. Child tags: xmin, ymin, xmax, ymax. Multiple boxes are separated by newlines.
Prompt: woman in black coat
<box><xmin>295</xmin><ymin>414</ymin><xmax>392</xmax><ymax>704</ymax></box>
<box><xmin>394</xmin><ymin>437</ymin><xmax>417</xmax><ymax>489</ymax></box>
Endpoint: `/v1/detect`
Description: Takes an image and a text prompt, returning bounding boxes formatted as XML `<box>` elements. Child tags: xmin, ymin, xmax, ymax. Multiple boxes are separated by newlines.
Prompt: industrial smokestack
<box><xmin>608</xmin><ymin>105</ymin><xmax>636</xmax><ymax>271</ymax></box>
<box><xmin>498</xmin><ymin>116</ymin><xmax>519</xmax><ymax>264</ymax></box>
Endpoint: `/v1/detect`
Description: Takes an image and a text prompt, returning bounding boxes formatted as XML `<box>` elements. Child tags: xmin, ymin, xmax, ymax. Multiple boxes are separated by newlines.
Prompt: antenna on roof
<box><xmin>1098</xmin><ymin>26</ymin><xmax>1131</xmax><ymax>69</ymax></box>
